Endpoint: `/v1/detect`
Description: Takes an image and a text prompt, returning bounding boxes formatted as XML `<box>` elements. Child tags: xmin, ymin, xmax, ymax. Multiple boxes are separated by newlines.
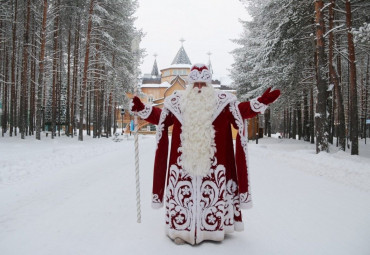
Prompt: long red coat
<box><xmin>136</xmin><ymin>90</ymin><xmax>267</xmax><ymax>244</ymax></box>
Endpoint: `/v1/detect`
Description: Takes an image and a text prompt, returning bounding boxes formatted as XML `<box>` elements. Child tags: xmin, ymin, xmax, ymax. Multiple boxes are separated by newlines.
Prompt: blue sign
<box><xmin>366</xmin><ymin>119</ymin><xmax>370</xmax><ymax>125</ymax></box>
<box><xmin>130</xmin><ymin>120</ymin><xmax>135</xmax><ymax>131</ymax></box>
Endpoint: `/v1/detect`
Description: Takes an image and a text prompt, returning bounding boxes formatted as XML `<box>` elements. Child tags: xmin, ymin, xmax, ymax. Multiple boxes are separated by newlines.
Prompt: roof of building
<box><xmin>171</xmin><ymin>45</ymin><xmax>192</xmax><ymax>65</ymax></box>
<box><xmin>151</xmin><ymin>59</ymin><xmax>159</xmax><ymax>76</ymax></box>
<box><xmin>140</xmin><ymin>81</ymin><xmax>171</xmax><ymax>88</ymax></box>
<box><xmin>161</xmin><ymin>64</ymin><xmax>192</xmax><ymax>70</ymax></box>
<box><xmin>141</xmin><ymin>76</ymin><xmax>161</xmax><ymax>84</ymax></box>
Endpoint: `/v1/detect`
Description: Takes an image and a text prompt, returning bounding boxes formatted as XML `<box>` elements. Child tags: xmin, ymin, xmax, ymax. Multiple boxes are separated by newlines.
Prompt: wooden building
<box><xmin>116</xmin><ymin>42</ymin><xmax>260</xmax><ymax>139</ymax></box>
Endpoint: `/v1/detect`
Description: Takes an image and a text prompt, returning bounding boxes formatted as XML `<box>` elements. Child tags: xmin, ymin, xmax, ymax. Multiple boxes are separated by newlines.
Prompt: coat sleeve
<box><xmin>238</xmin><ymin>98</ymin><xmax>268</xmax><ymax>119</ymax></box>
<box><xmin>135</xmin><ymin>103</ymin><xmax>162</xmax><ymax>125</ymax></box>
<box><xmin>151</xmin><ymin>109</ymin><xmax>173</xmax><ymax>209</ymax></box>
<box><xmin>228</xmin><ymin>102</ymin><xmax>254</xmax><ymax>210</ymax></box>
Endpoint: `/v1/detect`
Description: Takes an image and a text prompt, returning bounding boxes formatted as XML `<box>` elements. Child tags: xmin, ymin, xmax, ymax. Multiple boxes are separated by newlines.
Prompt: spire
<box><xmin>151</xmin><ymin>54</ymin><xmax>159</xmax><ymax>77</ymax></box>
<box><xmin>171</xmin><ymin>38</ymin><xmax>192</xmax><ymax>65</ymax></box>
<box><xmin>207</xmin><ymin>51</ymin><xmax>213</xmax><ymax>74</ymax></box>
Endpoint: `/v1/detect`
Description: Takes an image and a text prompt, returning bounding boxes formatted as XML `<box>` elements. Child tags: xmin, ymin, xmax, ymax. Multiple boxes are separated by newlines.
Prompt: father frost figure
<box><xmin>130</xmin><ymin>63</ymin><xmax>280</xmax><ymax>245</ymax></box>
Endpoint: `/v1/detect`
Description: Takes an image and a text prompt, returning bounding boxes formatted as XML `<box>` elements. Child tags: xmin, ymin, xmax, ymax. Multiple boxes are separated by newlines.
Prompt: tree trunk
<box><xmin>108</xmin><ymin>91</ymin><xmax>113</xmax><ymax>137</ymax></box>
<box><xmin>335</xmin><ymin>37</ymin><xmax>346</xmax><ymax>150</ymax></box>
<box><xmin>57</xmin><ymin>44</ymin><xmax>62</xmax><ymax>137</ymax></box>
<box><xmin>345</xmin><ymin>0</ymin><xmax>359</xmax><ymax>155</ymax></box>
<box><xmin>297</xmin><ymin>101</ymin><xmax>302</xmax><ymax>140</ymax></box>
<box><xmin>314</xmin><ymin>0</ymin><xmax>329</xmax><ymax>153</ymax></box>
<box><xmin>310</xmin><ymin>84</ymin><xmax>315</xmax><ymax>144</ymax></box>
<box><xmin>113</xmin><ymin>102</ymin><xmax>117</xmax><ymax>134</ymax></box>
<box><xmin>66</xmin><ymin>28</ymin><xmax>71</xmax><ymax>137</ymax></box>
<box><xmin>364</xmin><ymin>56</ymin><xmax>369</xmax><ymax>143</ymax></box>
<box><xmin>30</xmin><ymin>22</ymin><xmax>36</xmax><ymax>136</ymax></box>
<box><xmin>288</xmin><ymin>107</ymin><xmax>292</xmax><ymax>138</ymax></box>
<box><xmin>10</xmin><ymin>0</ymin><xmax>18</xmax><ymax>137</ymax></box>
<box><xmin>292</xmin><ymin>106</ymin><xmax>296</xmax><ymax>139</ymax></box>
<box><xmin>87</xmin><ymin>83</ymin><xmax>91</xmax><ymax>136</ymax></box>
<box><xmin>283</xmin><ymin>108</ymin><xmax>286</xmax><ymax>138</ymax></box>
<box><xmin>303</xmin><ymin>89</ymin><xmax>310</xmax><ymax>141</ymax></box>
<box><xmin>51</xmin><ymin>0</ymin><xmax>60</xmax><ymax>139</ymax></box>
<box><xmin>99</xmin><ymin>85</ymin><xmax>104</xmax><ymax>137</ymax></box>
<box><xmin>79</xmin><ymin>0</ymin><xmax>95</xmax><ymax>141</ymax></box>
<box><xmin>2</xmin><ymin>43</ymin><xmax>9</xmax><ymax>136</ymax></box>
<box><xmin>71</xmin><ymin>19</ymin><xmax>81</xmax><ymax>138</ymax></box>
<box><xmin>93</xmin><ymin>41</ymin><xmax>100</xmax><ymax>138</ymax></box>
<box><xmin>20</xmin><ymin>0</ymin><xmax>31</xmax><ymax>139</ymax></box>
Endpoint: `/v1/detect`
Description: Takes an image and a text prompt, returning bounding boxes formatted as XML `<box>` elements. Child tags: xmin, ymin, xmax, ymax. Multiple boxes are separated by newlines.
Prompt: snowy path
<box><xmin>0</xmin><ymin>135</ymin><xmax>369</xmax><ymax>255</ymax></box>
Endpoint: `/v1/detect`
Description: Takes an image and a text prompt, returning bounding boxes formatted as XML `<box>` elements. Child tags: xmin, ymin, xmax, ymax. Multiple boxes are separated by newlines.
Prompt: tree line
<box><xmin>232</xmin><ymin>0</ymin><xmax>370</xmax><ymax>155</ymax></box>
<box><xmin>0</xmin><ymin>0</ymin><xmax>141</xmax><ymax>141</ymax></box>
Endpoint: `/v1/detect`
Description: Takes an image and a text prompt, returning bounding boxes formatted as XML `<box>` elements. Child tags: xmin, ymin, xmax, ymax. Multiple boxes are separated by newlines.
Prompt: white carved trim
<box><xmin>187</xmin><ymin>69</ymin><xmax>212</xmax><ymax>84</ymax></box>
<box><xmin>250</xmin><ymin>97</ymin><xmax>268</xmax><ymax>114</ymax></box>
<box><xmin>155</xmin><ymin>107</ymin><xmax>170</xmax><ymax>149</ymax></box>
<box><xmin>164</xmin><ymin>91</ymin><xmax>184</xmax><ymax>124</ymax></box>
<box><xmin>212</xmin><ymin>91</ymin><xmax>237</xmax><ymax>122</ymax></box>
<box><xmin>239</xmin><ymin>192</ymin><xmax>253</xmax><ymax>209</ymax></box>
<box><xmin>229</xmin><ymin>101</ymin><xmax>253</xmax><ymax>209</ymax></box>
<box><xmin>136</xmin><ymin>104</ymin><xmax>153</xmax><ymax>119</ymax></box>
<box><xmin>152</xmin><ymin>194</ymin><xmax>163</xmax><ymax>209</ymax></box>
<box><xmin>164</xmin><ymin>91</ymin><xmax>237</xmax><ymax>124</ymax></box>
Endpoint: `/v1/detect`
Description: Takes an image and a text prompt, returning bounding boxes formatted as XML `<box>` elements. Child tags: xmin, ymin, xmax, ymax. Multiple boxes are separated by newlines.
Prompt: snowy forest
<box><xmin>1</xmin><ymin>1</ymin><xmax>370</xmax><ymax>253</ymax></box>
<box><xmin>0</xmin><ymin>0</ymin><xmax>141</xmax><ymax>141</ymax></box>
<box><xmin>232</xmin><ymin>0</ymin><xmax>370</xmax><ymax>155</ymax></box>
<box><xmin>1</xmin><ymin>0</ymin><xmax>370</xmax><ymax>156</ymax></box>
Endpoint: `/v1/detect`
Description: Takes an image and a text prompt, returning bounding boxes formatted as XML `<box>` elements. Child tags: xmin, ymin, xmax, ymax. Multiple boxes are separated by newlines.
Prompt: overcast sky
<box><xmin>134</xmin><ymin>0</ymin><xmax>252</xmax><ymax>84</ymax></box>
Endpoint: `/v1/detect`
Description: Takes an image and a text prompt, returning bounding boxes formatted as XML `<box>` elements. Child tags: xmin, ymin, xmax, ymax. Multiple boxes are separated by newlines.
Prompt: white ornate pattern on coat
<box><xmin>136</xmin><ymin>103</ymin><xmax>153</xmax><ymax>119</ymax></box>
<box><xmin>188</xmin><ymin>68</ymin><xmax>213</xmax><ymax>84</ymax></box>
<box><xmin>229</xmin><ymin>101</ymin><xmax>253</xmax><ymax>208</ymax></box>
<box><xmin>164</xmin><ymin>91</ymin><xmax>184</xmax><ymax>124</ymax></box>
<box><xmin>165</xmin><ymin>164</ymin><xmax>193</xmax><ymax>231</ymax></box>
<box><xmin>224</xmin><ymin>179</ymin><xmax>241</xmax><ymax>227</ymax></box>
<box><xmin>250</xmin><ymin>97</ymin><xmax>268</xmax><ymax>114</ymax></box>
<box><xmin>199</xmin><ymin>163</ymin><xmax>226</xmax><ymax>232</ymax></box>
<box><xmin>165</xmin><ymin>159</ymin><xmax>243</xmax><ymax>235</ymax></box>
<box><xmin>152</xmin><ymin>194</ymin><xmax>163</xmax><ymax>208</ymax></box>
<box><xmin>155</xmin><ymin>107</ymin><xmax>170</xmax><ymax>149</ymax></box>
<box><xmin>212</xmin><ymin>91</ymin><xmax>237</xmax><ymax>122</ymax></box>
<box><xmin>164</xmin><ymin>90</ymin><xmax>237</xmax><ymax>125</ymax></box>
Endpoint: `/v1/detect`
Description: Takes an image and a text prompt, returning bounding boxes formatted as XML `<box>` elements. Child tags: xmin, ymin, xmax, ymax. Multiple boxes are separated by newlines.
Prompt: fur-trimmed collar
<box><xmin>164</xmin><ymin>90</ymin><xmax>237</xmax><ymax>124</ymax></box>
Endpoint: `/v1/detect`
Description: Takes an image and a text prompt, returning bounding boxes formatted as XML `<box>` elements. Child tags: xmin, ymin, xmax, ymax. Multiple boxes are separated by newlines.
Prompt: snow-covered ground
<box><xmin>0</xmin><ymin>134</ymin><xmax>369</xmax><ymax>255</ymax></box>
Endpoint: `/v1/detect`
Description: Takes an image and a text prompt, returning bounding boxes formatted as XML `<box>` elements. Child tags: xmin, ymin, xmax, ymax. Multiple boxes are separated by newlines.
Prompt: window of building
<box><xmin>173</xmin><ymin>69</ymin><xmax>187</xmax><ymax>75</ymax></box>
<box><xmin>163</xmin><ymin>70</ymin><xmax>170</xmax><ymax>77</ymax></box>
<box><xmin>148</xmin><ymin>95</ymin><xmax>154</xmax><ymax>103</ymax></box>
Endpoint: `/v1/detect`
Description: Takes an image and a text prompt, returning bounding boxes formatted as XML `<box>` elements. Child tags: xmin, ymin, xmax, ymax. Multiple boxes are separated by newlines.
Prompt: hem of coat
<box><xmin>240</xmin><ymin>201</ymin><xmax>253</xmax><ymax>209</ymax></box>
<box><xmin>166</xmin><ymin>227</ymin><xmax>195</xmax><ymax>245</ymax></box>
<box><xmin>233</xmin><ymin>221</ymin><xmax>244</xmax><ymax>232</ymax></box>
<box><xmin>151</xmin><ymin>202</ymin><xmax>163</xmax><ymax>209</ymax></box>
<box><xmin>166</xmin><ymin>223</ymin><xmax>244</xmax><ymax>245</ymax></box>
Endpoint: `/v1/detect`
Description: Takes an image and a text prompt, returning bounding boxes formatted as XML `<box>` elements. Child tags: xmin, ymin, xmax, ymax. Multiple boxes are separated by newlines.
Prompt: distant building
<box><xmin>118</xmin><ymin>41</ymin><xmax>244</xmax><ymax>136</ymax></box>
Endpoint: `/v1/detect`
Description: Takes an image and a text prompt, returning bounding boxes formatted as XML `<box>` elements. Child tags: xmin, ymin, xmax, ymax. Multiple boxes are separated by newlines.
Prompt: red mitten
<box><xmin>131</xmin><ymin>96</ymin><xmax>145</xmax><ymax>112</ymax></box>
<box><xmin>258</xmin><ymin>87</ymin><xmax>280</xmax><ymax>105</ymax></box>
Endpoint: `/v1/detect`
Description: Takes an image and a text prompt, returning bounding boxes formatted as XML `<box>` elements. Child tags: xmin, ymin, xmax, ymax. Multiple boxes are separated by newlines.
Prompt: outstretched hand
<box><xmin>258</xmin><ymin>87</ymin><xmax>280</xmax><ymax>105</ymax></box>
<box><xmin>131</xmin><ymin>96</ymin><xmax>145</xmax><ymax>112</ymax></box>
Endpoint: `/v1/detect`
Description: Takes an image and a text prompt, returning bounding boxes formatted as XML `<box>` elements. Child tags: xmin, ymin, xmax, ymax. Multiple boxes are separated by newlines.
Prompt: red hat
<box><xmin>187</xmin><ymin>63</ymin><xmax>212</xmax><ymax>84</ymax></box>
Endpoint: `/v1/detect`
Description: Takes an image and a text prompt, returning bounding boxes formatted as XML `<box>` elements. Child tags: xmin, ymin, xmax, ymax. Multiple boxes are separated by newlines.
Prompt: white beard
<box><xmin>179</xmin><ymin>85</ymin><xmax>217</xmax><ymax>176</ymax></box>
